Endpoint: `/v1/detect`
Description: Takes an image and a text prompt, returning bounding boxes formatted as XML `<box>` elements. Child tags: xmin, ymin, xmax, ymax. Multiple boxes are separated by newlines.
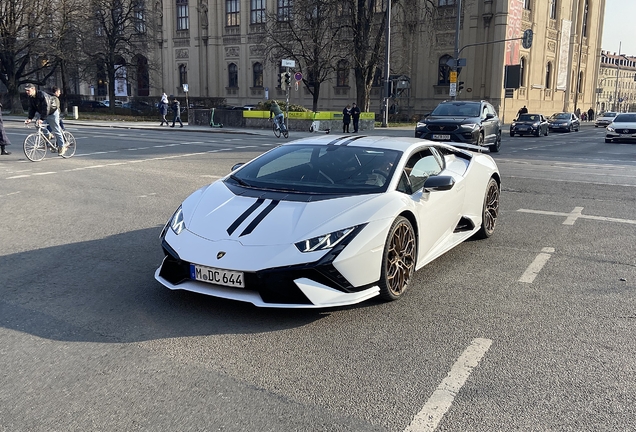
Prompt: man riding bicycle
<box><xmin>24</xmin><ymin>83</ymin><xmax>67</xmax><ymax>156</ymax></box>
<box><xmin>269</xmin><ymin>100</ymin><xmax>286</xmax><ymax>131</ymax></box>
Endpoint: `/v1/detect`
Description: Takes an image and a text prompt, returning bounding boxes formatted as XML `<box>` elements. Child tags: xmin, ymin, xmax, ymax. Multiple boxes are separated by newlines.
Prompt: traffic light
<box><xmin>284</xmin><ymin>72</ymin><xmax>291</xmax><ymax>87</ymax></box>
<box><xmin>458</xmin><ymin>81</ymin><xmax>465</xmax><ymax>92</ymax></box>
<box><xmin>280</xmin><ymin>72</ymin><xmax>287</xmax><ymax>91</ymax></box>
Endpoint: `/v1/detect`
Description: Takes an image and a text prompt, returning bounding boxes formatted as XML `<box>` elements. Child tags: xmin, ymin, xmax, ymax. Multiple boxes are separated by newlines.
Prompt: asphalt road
<box><xmin>0</xmin><ymin>123</ymin><xmax>635</xmax><ymax>431</ymax></box>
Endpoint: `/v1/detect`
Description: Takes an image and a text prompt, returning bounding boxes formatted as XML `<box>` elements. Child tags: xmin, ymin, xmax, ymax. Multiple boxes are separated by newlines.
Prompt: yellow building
<box><xmin>597</xmin><ymin>51</ymin><xmax>636</xmax><ymax>114</ymax></box>
<box><xmin>153</xmin><ymin>0</ymin><xmax>606</xmax><ymax>121</ymax></box>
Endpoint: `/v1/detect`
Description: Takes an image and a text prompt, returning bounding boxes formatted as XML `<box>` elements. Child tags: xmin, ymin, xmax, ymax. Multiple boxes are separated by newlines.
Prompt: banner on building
<box><xmin>115</xmin><ymin>65</ymin><xmax>128</xmax><ymax>97</ymax></box>
<box><xmin>505</xmin><ymin>0</ymin><xmax>523</xmax><ymax>66</ymax></box>
<box><xmin>557</xmin><ymin>20</ymin><xmax>572</xmax><ymax>91</ymax></box>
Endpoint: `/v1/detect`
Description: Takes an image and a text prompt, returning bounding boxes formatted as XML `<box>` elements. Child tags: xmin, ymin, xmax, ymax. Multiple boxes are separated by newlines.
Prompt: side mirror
<box><xmin>231</xmin><ymin>163</ymin><xmax>244</xmax><ymax>172</ymax></box>
<box><xmin>486</xmin><ymin>113</ymin><xmax>495</xmax><ymax>120</ymax></box>
<box><xmin>423</xmin><ymin>175</ymin><xmax>455</xmax><ymax>192</ymax></box>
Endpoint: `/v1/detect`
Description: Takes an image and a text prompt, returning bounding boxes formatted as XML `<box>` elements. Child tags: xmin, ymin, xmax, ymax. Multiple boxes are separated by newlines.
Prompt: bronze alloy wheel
<box><xmin>379</xmin><ymin>216</ymin><xmax>416</xmax><ymax>301</ymax></box>
<box><xmin>475</xmin><ymin>178</ymin><xmax>500</xmax><ymax>239</ymax></box>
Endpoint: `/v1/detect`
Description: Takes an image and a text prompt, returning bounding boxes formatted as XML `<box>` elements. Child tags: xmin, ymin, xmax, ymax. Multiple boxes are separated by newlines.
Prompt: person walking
<box><xmin>517</xmin><ymin>105</ymin><xmax>528</xmax><ymax>117</ymax></box>
<box><xmin>342</xmin><ymin>104</ymin><xmax>351</xmax><ymax>133</ymax></box>
<box><xmin>351</xmin><ymin>102</ymin><xmax>361</xmax><ymax>133</ymax></box>
<box><xmin>159</xmin><ymin>93</ymin><xmax>169</xmax><ymax>126</ymax></box>
<box><xmin>0</xmin><ymin>101</ymin><xmax>11</xmax><ymax>155</ymax></box>
<box><xmin>588</xmin><ymin>107</ymin><xmax>595</xmax><ymax>121</ymax></box>
<box><xmin>24</xmin><ymin>83</ymin><xmax>66</xmax><ymax>155</ymax></box>
<box><xmin>170</xmin><ymin>97</ymin><xmax>183</xmax><ymax>128</ymax></box>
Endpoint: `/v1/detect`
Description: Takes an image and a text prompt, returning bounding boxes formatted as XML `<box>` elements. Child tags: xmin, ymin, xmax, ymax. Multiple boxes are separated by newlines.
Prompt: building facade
<box><xmin>150</xmin><ymin>0</ymin><xmax>605</xmax><ymax>121</ymax></box>
<box><xmin>596</xmin><ymin>51</ymin><xmax>636</xmax><ymax>114</ymax></box>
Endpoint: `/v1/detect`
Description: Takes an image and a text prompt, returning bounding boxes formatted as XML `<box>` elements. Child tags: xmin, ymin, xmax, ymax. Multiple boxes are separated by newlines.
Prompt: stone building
<box><xmin>596</xmin><ymin>51</ymin><xmax>636</xmax><ymax>114</ymax></box>
<box><xmin>151</xmin><ymin>0</ymin><xmax>606</xmax><ymax>121</ymax></box>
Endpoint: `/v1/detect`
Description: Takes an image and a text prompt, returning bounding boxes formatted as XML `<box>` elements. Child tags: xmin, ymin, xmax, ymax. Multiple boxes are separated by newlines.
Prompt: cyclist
<box><xmin>24</xmin><ymin>83</ymin><xmax>67</xmax><ymax>156</ymax></box>
<box><xmin>269</xmin><ymin>100</ymin><xmax>286</xmax><ymax>132</ymax></box>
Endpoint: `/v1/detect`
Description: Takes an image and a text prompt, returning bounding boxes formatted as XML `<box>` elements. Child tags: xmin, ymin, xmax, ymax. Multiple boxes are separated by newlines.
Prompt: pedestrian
<box><xmin>517</xmin><ymin>105</ymin><xmax>528</xmax><ymax>117</ymax></box>
<box><xmin>159</xmin><ymin>92</ymin><xmax>169</xmax><ymax>126</ymax></box>
<box><xmin>588</xmin><ymin>107</ymin><xmax>594</xmax><ymax>121</ymax></box>
<box><xmin>581</xmin><ymin>112</ymin><xmax>587</xmax><ymax>121</ymax></box>
<box><xmin>575</xmin><ymin>108</ymin><xmax>581</xmax><ymax>118</ymax></box>
<box><xmin>171</xmin><ymin>97</ymin><xmax>183</xmax><ymax>128</ymax></box>
<box><xmin>24</xmin><ymin>83</ymin><xmax>67</xmax><ymax>155</ymax></box>
<box><xmin>0</xmin><ymin>100</ymin><xmax>11</xmax><ymax>155</ymax></box>
<box><xmin>351</xmin><ymin>102</ymin><xmax>361</xmax><ymax>133</ymax></box>
<box><xmin>342</xmin><ymin>104</ymin><xmax>351</xmax><ymax>133</ymax></box>
<box><xmin>47</xmin><ymin>87</ymin><xmax>65</xmax><ymax>138</ymax></box>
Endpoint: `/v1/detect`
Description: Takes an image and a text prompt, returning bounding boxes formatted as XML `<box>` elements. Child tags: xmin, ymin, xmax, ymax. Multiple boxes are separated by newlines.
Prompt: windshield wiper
<box><xmin>229</xmin><ymin>174</ymin><xmax>251</xmax><ymax>187</ymax></box>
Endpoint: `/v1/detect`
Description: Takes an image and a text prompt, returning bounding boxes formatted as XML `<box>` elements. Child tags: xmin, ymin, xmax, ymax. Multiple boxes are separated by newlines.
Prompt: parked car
<box><xmin>605</xmin><ymin>112</ymin><xmax>636</xmax><ymax>143</ymax></box>
<box><xmin>547</xmin><ymin>112</ymin><xmax>580</xmax><ymax>132</ymax></box>
<box><xmin>78</xmin><ymin>100</ymin><xmax>108</xmax><ymax>110</ymax></box>
<box><xmin>415</xmin><ymin>100</ymin><xmax>502</xmax><ymax>152</ymax></box>
<box><xmin>155</xmin><ymin>135</ymin><xmax>500</xmax><ymax>308</ymax></box>
<box><xmin>103</xmin><ymin>100</ymin><xmax>124</xmax><ymax>108</ymax></box>
<box><xmin>510</xmin><ymin>113</ymin><xmax>549</xmax><ymax>137</ymax></box>
<box><xmin>595</xmin><ymin>111</ymin><xmax>617</xmax><ymax>128</ymax></box>
<box><xmin>122</xmin><ymin>100</ymin><xmax>154</xmax><ymax>114</ymax></box>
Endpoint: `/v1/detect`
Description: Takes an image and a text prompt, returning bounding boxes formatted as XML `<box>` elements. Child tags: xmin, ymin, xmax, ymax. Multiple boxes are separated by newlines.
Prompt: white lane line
<box><xmin>0</xmin><ymin>191</ymin><xmax>21</xmax><ymax>197</ymax></box>
<box><xmin>518</xmin><ymin>208</ymin><xmax>636</xmax><ymax>225</ymax></box>
<box><xmin>200</xmin><ymin>175</ymin><xmax>222</xmax><ymax>179</ymax></box>
<box><xmin>6</xmin><ymin>175</ymin><xmax>30</xmax><ymax>179</ymax></box>
<box><xmin>519</xmin><ymin>247</ymin><xmax>555</xmax><ymax>283</ymax></box>
<box><xmin>404</xmin><ymin>338</ymin><xmax>493</xmax><ymax>432</ymax></box>
<box><xmin>563</xmin><ymin>206</ymin><xmax>583</xmax><ymax>225</ymax></box>
<box><xmin>32</xmin><ymin>172</ymin><xmax>57</xmax><ymax>176</ymax></box>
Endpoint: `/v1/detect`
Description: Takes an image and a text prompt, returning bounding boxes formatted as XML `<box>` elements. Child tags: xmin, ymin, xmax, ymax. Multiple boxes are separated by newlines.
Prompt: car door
<box><xmin>399</xmin><ymin>148</ymin><xmax>464</xmax><ymax>263</ymax></box>
<box><xmin>482</xmin><ymin>104</ymin><xmax>499</xmax><ymax>143</ymax></box>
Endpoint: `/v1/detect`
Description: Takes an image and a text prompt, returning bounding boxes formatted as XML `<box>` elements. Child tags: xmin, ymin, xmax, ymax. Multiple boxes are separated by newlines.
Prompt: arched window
<box><xmin>337</xmin><ymin>59</ymin><xmax>349</xmax><ymax>87</ymax></box>
<box><xmin>522</xmin><ymin>0</ymin><xmax>531</xmax><ymax>10</ymax></box>
<box><xmin>134</xmin><ymin>55</ymin><xmax>149</xmax><ymax>96</ymax></box>
<box><xmin>520</xmin><ymin>57</ymin><xmax>526</xmax><ymax>87</ymax></box>
<box><xmin>252</xmin><ymin>62</ymin><xmax>263</xmax><ymax>87</ymax></box>
<box><xmin>545</xmin><ymin>62</ymin><xmax>552</xmax><ymax>89</ymax></box>
<box><xmin>179</xmin><ymin>64</ymin><xmax>188</xmax><ymax>88</ymax></box>
<box><xmin>228</xmin><ymin>63</ymin><xmax>238</xmax><ymax>88</ymax></box>
<box><xmin>578</xmin><ymin>70</ymin><xmax>584</xmax><ymax>93</ymax></box>
<box><xmin>582</xmin><ymin>0</ymin><xmax>589</xmax><ymax>37</ymax></box>
<box><xmin>438</xmin><ymin>55</ymin><xmax>452</xmax><ymax>85</ymax></box>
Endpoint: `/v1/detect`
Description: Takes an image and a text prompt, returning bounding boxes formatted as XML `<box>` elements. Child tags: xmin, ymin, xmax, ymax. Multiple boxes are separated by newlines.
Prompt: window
<box><xmin>134</xmin><ymin>0</ymin><xmax>146</xmax><ymax>33</ymax></box>
<box><xmin>545</xmin><ymin>62</ymin><xmax>552</xmax><ymax>89</ymax></box>
<box><xmin>522</xmin><ymin>0</ymin><xmax>531</xmax><ymax>10</ymax></box>
<box><xmin>438</xmin><ymin>0</ymin><xmax>456</xmax><ymax>5</ymax></box>
<box><xmin>228</xmin><ymin>63</ymin><xmax>238</xmax><ymax>87</ymax></box>
<box><xmin>438</xmin><ymin>55</ymin><xmax>452</xmax><ymax>85</ymax></box>
<box><xmin>179</xmin><ymin>64</ymin><xmax>188</xmax><ymax>87</ymax></box>
<box><xmin>581</xmin><ymin>0</ymin><xmax>588</xmax><ymax>37</ymax></box>
<box><xmin>578</xmin><ymin>70</ymin><xmax>584</xmax><ymax>93</ymax></box>
<box><xmin>336</xmin><ymin>60</ymin><xmax>349</xmax><ymax>87</ymax></box>
<box><xmin>253</xmin><ymin>62</ymin><xmax>263</xmax><ymax>87</ymax></box>
<box><xmin>278</xmin><ymin>0</ymin><xmax>292</xmax><ymax>21</ymax></box>
<box><xmin>398</xmin><ymin>149</ymin><xmax>442</xmax><ymax>194</ymax></box>
<box><xmin>549</xmin><ymin>0</ymin><xmax>557</xmax><ymax>19</ymax></box>
<box><xmin>226</xmin><ymin>0</ymin><xmax>240</xmax><ymax>27</ymax></box>
<box><xmin>177</xmin><ymin>0</ymin><xmax>189</xmax><ymax>30</ymax></box>
<box><xmin>520</xmin><ymin>57</ymin><xmax>526</xmax><ymax>87</ymax></box>
<box><xmin>251</xmin><ymin>0</ymin><xmax>265</xmax><ymax>24</ymax></box>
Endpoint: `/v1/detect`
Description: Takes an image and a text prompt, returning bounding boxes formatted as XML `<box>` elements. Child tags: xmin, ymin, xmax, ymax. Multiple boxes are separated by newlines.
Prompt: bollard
<box><xmin>73</xmin><ymin>106</ymin><xmax>79</xmax><ymax>119</ymax></box>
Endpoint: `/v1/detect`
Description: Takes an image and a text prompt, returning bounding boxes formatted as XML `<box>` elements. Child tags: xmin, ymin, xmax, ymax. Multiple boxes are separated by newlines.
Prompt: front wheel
<box><xmin>379</xmin><ymin>216</ymin><xmax>416</xmax><ymax>301</ymax></box>
<box><xmin>605</xmin><ymin>138</ymin><xmax>612</xmax><ymax>143</ymax></box>
<box><xmin>283</xmin><ymin>130</ymin><xmax>289</xmax><ymax>139</ymax></box>
<box><xmin>488</xmin><ymin>133</ymin><xmax>501</xmax><ymax>153</ymax></box>
<box><xmin>273</xmin><ymin>122</ymin><xmax>281</xmax><ymax>138</ymax></box>
<box><xmin>474</xmin><ymin>178</ymin><xmax>500</xmax><ymax>239</ymax></box>
<box><xmin>60</xmin><ymin>131</ymin><xmax>76</xmax><ymax>158</ymax></box>
<box><xmin>23</xmin><ymin>133</ymin><xmax>47</xmax><ymax>162</ymax></box>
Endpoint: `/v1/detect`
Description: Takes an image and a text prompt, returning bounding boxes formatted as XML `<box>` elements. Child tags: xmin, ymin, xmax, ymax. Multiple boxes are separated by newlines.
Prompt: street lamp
<box><xmin>614</xmin><ymin>42</ymin><xmax>623</xmax><ymax>112</ymax></box>
<box><xmin>381</xmin><ymin>0</ymin><xmax>391</xmax><ymax>128</ymax></box>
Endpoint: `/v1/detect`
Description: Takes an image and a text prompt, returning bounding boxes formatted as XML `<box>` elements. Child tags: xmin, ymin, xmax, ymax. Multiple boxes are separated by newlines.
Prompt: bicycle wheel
<box><xmin>273</xmin><ymin>122</ymin><xmax>281</xmax><ymax>138</ymax></box>
<box><xmin>23</xmin><ymin>133</ymin><xmax>47</xmax><ymax>162</ymax></box>
<box><xmin>283</xmin><ymin>129</ymin><xmax>289</xmax><ymax>139</ymax></box>
<box><xmin>60</xmin><ymin>131</ymin><xmax>77</xmax><ymax>158</ymax></box>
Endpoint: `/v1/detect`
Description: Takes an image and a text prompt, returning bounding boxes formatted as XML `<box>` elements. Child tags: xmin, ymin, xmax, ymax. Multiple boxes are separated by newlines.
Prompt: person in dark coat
<box><xmin>342</xmin><ymin>104</ymin><xmax>351</xmax><ymax>133</ymax></box>
<box><xmin>171</xmin><ymin>98</ymin><xmax>183</xmax><ymax>128</ymax></box>
<box><xmin>0</xmin><ymin>101</ymin><xmax>11</xmax><ymax>155</ymax></box>
<box><xmin>350</xmin><ymin>102</ymin><xmax>361</xmax><ymax>133</ymax></box>
<box><xmin>587</xmin><ymin>107</ymin><xmax>594</xmax><ymax>121</ymax></box>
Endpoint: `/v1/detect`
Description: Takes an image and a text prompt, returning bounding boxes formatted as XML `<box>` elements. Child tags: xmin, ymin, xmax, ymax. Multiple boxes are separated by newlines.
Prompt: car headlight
<box><xmin>460</xmin><ymin>123</ymin><xmax>479</xmax><ymax>131</ymax></box>
<box><xmin>416</xmin><ymin>122</ymin><xmax>427</xmax><ymax>129</ymax></box>
<box><xmin>295</xmin><ymin>225</ymin><xmax>362</xmax><ymax>253</ymax></box>
<box><xmin>511</xmin><ymin>122</ymin><xmax>517</xmax><ymax>127</ymax></box>
<box><xmin>169</xmin><ymin>206</ymin><xmax>186</xmax><ymax>235</ymax></box>
<box><xmin>607</xmin><ymin>126</ymin><xmax>615</xmax><ymax>132</ymax></box>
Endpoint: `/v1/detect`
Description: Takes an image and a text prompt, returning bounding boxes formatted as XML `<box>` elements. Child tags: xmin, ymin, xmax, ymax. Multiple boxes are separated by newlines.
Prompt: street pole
<box><xmin>381</xmin><ymin>0</ymin><xmax>391</xmax><ymax>127</ymax></box>
<box><xmin>573</xmin><ymin>1</ymin><xmax>587</xmax><ymax>115</ymax></box>
<box><xmin>451</xmin><ymin>0</ymin><xmax>462</xmax><ymax>101</ymax></box>
<box><xmin>614</xmin><ymin>42</ymin><xmax>621</xmax><ymax>112</ymax></box>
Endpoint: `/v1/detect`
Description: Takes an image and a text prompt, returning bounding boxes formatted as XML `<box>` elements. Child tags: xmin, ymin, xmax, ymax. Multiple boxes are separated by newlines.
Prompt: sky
<box><xmin>601</xmin><ymin>0</ymin><xmax>636</xmax><ymax>55</ymax></box>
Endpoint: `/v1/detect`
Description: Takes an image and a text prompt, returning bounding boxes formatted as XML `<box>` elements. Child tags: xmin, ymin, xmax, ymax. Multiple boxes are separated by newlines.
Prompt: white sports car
<box><xmin>156</xmin><ymin>135</ymin><xmax>500</xmax><ymax>308</ymax></box>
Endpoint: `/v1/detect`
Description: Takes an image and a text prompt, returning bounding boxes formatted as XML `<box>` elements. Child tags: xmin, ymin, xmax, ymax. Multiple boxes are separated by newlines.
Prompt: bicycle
<box><xmin>23</xmin><ymin>122</ymin><xmax>77</xmax><ymax>162</ymax></box>
<box><xmin>271</xmin><ymin>116</ymin><xmax>289</xmax><ymax>139</ymax></box>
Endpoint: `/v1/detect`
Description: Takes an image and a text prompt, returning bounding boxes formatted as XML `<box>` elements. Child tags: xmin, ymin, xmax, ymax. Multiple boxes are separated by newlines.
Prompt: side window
<box><xmin>487</xmin><ymin>104</ymin><xmax>497</xmax><ymax>117</ymax></box>
<box><xmin>399</xmin><ymin>149</ymin><xmax>442</xmax><ymax>194</ymax></box>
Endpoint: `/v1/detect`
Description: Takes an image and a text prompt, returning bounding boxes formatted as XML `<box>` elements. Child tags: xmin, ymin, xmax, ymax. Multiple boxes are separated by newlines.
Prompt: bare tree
<box><xmin>264</xmin><ymin>0</ymin><xmax>346</xmax><ymax>111</ymax></box>
<box><xmin>0</xmin><ymin>0</ymin><xmax>57</xmax><ymax>113</ymax></box>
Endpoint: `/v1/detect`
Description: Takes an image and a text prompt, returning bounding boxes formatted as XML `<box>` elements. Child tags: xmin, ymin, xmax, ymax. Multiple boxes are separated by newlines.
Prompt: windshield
<box><xmin>552</xmin><ymin>113</ymin><xmax>571</xmax><ymax>119</ymax></box>
<box><xmin>517</xmin><ymin>114</ymin><xmax>540</xmax><ymax>122</ymax></box>
<box><xmin>431</xmin><ymin>103</ymin><xmax>481</xmax><ymax>117</ymax></box>
<box><xmin>602</xmin><ymin>112</ymin><xmax>617</xmax><ymax>118</ymax></box>
<box><xmin>227</xmin><ymin>144</ymin><xmax>402</xmax><ymax>195</ymax></box>
<box><xmin>613</xmin><ymin>114</ymin><xmax>636</xmax><ymax>122</ymax></box>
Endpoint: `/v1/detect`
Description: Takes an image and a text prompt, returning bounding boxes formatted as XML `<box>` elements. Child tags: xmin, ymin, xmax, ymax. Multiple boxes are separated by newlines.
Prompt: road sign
<box><xmin>182</xmin><ymin>84</ymin><xmax>189</xmax><ymax>92</ymax></box>
<box><xmin>281</xmin><ymin>59</ymin><xmax>296</xmax><ymax>67</ymax></box>
<box><xmin>294</xmin><ymin>72</ymin><xmax>303</xmax><ymax>81</ymax></box>
<box><xmin>522</xmin><ymin>29</ymin><xmax>533</xmax><ymax>49</ymax></box>
<box><xmin>449</xmin><ymin>83</ymin><xmax>457</xmax><ymax>97</ymax></box>
<box><xmin>450</xmin><ymin>71</ymin><xmax>457</xmax><ymax>83</ymax></box>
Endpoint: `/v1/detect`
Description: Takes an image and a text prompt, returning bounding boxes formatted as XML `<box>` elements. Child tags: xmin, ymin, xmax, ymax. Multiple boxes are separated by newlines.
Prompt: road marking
<box><xmin>0</xmin><ymin>191</ymin><xmax>20</xmax><ymax>198</ymax></box>
<box><xmin>404</xmin><ymin>338</ymin><xmax>492</xmax><ymax>432</ymax></box>
<box><xmin>518</xmin><ymin>207</ymin><xmax>636</xmax><ymax>225</ymax></box>
<box><xmin>519</xmin><ymin>247</ymin><xmax>555</xmax><ymax>283</ymax></box>
<box><xmin>32</xmin><ymin>172</ymin><xmax>56</xmax><ymax>176</ymax></box>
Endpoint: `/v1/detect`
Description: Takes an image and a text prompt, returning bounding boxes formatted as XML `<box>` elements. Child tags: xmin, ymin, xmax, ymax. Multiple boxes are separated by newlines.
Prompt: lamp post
<box><xmin>451</xmin><ymin>0</ymin><xmax>462</xmax><ymax>101</ymax></box>
<box><xmin>381</xmin><ymin>0</ymin><xmax>391</xmax><ymax>128</ymax></box>
<box><xmin>614</xmin><ymin>42</ymin><xmax>622</xmax><ymax>112</ymax></box>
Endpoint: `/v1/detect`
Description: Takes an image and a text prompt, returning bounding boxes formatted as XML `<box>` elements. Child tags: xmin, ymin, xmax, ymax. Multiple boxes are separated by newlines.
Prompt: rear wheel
<box><xmin>379</xmin><ymin>216</ymin><xmax>416</xmax><ymax>301</ymax></box>
<box><xmin>23</xmin><ymin>134</ymin><xmax>47</xmax><ymax>162</ymax></box>
<box><xmin>273</xmin><ymin>122</ymin><xmax>281</xmax><ymax>138</ymax></box>
<box><xmin>60</xmin><ymin>131</ymin><xmax>76</xmax><ymax>158</ymax></box>
<box><xmin>474</xmin><ymin>178</ymin><xmax>500</xmax><ymax>239</ymax></box>
<box><xmin>544</xmin><ymin>127</ymin><xmax>549</xmax><ymax>136</ymax></box>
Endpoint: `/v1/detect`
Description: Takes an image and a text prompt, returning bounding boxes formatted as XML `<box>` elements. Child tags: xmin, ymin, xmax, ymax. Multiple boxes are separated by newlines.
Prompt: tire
<box><xmin>60</xmin><ymin>131</ymin><xmax>76</xmax><ymax>158</ymax></box>
<box><xmin>488</xmin><ymin>132</ymin><xmax>501</xmax><ymax>153</ymax></box>
<box><xmin>605</xmin><ymin>138</ymin><xmax>612</xmax><ymax>143</ymax></box>
<box><xmin>477</xmin><ymin>133</ymin><xmax>485</xmax><ymax>147</ymax></box>
<box><xmin>534</xmin><ymin>128</ymin><xmax>540</xmax><ymax>137</ymax></box>
<box><xmin>544</xmin><ymin>128</ymin><xmax>549</xmax><ymax>136</ymax></box>
<box><xmin>283</xmin><ymin>130</ymin><xmax>289</xmax><ymax>139</ymax></box>
<box><xmin>273</xmin><ymin>122</ymin><xmax>281</xmax><ymax>138</ymax></box>
<box><xmin>23</xmin><ymin>133</ymin><xmax>47</xmax><ymax>162</ymax></box>
<box><xmin>510</xmin><ymin>132</ymin><xmax>515</xmax><ymax>137</ymax></box>
<box><xmin>568</xmin><ymin>125</ymin><xmax>573</xmax><ymax>132</ymax></box>
<box><xmin>309</xmin><ymin>125</ymin><xmax>314</xmax><ymax>132</ymax></box>
<box><xmin>378</xmin><ymin>216</ymin><xmax>416</xmax><ymax>301</ymax></box>
<box><xmin>474</xmin><ymin>178</ymin><xmax>500</xmax><ymax>239</ymax></box>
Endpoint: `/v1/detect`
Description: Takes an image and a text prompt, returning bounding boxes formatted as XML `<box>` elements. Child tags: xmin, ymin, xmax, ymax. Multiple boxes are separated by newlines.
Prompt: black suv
<box><xmin>415</xmin><ymin>100</ymin><xmax>502</xmax><ymax>152</ymax></box>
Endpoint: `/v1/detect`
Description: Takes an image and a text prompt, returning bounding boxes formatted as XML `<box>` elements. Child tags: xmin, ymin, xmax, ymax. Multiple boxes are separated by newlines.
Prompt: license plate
<box><xmin>190</xmin><ymin>264</ymin><xmax>245</xmax><ymax>288</ymax></box>
<box><xmin>432</xmin><ymin>134</ymin><xmax>451</xmax><ymax>140</ymax></box>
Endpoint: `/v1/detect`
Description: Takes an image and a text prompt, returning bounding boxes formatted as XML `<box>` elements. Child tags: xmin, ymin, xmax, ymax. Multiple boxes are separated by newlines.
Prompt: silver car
<box><xmin>605</xmin><ymin>113</ymin><xmax>636</xmax><ymax>143</ymax></box>
<box><xmin>595</xmin><ymin>111</ymin><xmax>617</xmax><ymax>128</ymax></box>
